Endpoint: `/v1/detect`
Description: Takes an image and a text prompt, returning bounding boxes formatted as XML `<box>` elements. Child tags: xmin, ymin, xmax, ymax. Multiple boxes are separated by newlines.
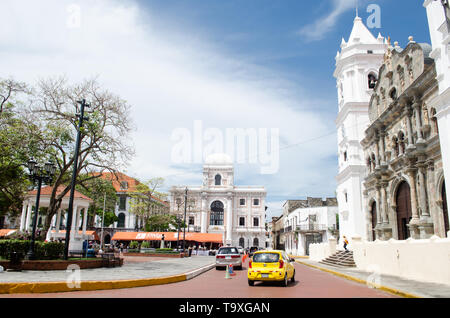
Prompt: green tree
<box><xmin>144</xmin><ymin>214</ymin><xmax>185</xmax><ymax>232</ymax></box>
<box><xmin>0</xmin><ymin>79</ymin><xmax>37</xmax><ymax>220</ymax></box>
<box><xmin>20</xmin><ymin>76</ymin><xmax>135</xmax><ymax>238</ymax></box>
<box><xmin>76</xmin><ymin>176</ymin><xmax>118</xmax><ymax>227</ymax></box>
<box><xmin>129</xmin><ymin>177</ymin><xmax>167</xmax><ymax>229</ymax></box>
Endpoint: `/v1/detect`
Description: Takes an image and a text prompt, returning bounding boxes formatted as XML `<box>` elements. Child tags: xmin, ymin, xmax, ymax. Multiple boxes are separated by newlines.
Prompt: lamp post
<box><xmin>182</xmin><ymin>187</ymin><xmax>188</xmax><ymax>252</ymax></box>
<box><xmin>26</xmin><ymin>159</ymin><xmax>56</xmax><ymax>260</ymax></box>
<box><xmin>176</xmin><ymin>214</ymin><xmax>181</xmax><ymax>250</ymax></box>
<box><xmin>64</xmin><ymin>99</ymin><xmax>89</xmax><ymax>260</ymax></box>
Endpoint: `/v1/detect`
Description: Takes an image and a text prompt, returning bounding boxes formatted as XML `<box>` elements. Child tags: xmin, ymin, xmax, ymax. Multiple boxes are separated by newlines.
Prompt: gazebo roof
<box><xmin>27</xmin><ymin>185</ymin><xmax>93</xmax><ymax>202</ymax></box>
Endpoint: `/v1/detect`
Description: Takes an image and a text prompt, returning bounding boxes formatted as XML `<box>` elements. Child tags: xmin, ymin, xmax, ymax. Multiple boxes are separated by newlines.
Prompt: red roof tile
<box><xmin>28</xmin><ymin>185</ymin><xmax>93</xmax><ymax>201</ymax></box>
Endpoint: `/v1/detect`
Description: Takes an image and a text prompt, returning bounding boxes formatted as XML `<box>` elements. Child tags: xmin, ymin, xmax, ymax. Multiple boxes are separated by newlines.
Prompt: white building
<box><xmin>424</xmin><ymin>0</ymin><xmax>450</xmax><ymax>235</ymax></box>
<box><xmin>334</xmin><ymin>15</ymin><xmax>387</xmax><ymax>241</ymax></box>
<box><xmin>169</xmin><ymin>153</ymin><xmax>267</xmax><ymax>248</ymax></box>
<box><xmin>283</xmin><ymin>198</ymin><xmax>338</xmax><ymax>256</ymax></box>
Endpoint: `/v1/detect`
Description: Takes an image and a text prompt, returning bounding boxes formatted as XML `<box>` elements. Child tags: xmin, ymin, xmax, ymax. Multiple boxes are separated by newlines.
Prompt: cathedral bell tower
<box><xmin>334</xmin><ymin>15</ymin><xmax>387</xmax><ymax>241</ymax></box>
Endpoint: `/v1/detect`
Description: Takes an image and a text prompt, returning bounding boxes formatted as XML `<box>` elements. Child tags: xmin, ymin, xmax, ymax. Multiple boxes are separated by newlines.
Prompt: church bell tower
<box><xmin>334</xmin><ymin>15</ymin><xmax>387</xmax><ymax>241</ymax></box>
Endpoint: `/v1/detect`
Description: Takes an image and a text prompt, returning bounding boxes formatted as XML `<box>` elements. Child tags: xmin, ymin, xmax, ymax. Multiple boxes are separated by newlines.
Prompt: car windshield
<box><xmin>253</xmin><ymin>253</ymin><xmax>280</xmax><ymax>263</ymax></box>
<box><xmin>218</xmin><ymin>247</ymin><xmax>238</xmax><ymax>254</ymax></box>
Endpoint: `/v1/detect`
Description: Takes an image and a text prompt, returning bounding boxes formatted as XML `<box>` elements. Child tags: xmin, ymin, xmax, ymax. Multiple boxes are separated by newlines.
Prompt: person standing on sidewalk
<box><xmin>343</xmin><ymin>236</ymin><xmax>349</xmax><ymax>252</ymax></box>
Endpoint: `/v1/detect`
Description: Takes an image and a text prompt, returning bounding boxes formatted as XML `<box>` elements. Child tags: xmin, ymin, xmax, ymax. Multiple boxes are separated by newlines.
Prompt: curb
<box><xmin>295</xmin><ymin>260</ymin><xmax>421</xmax><ymax>298</ymax></box>
<box><xmin>0</xmin><ymin>263</ymin><xmax>215</xmax><ymax>294</ymax></box>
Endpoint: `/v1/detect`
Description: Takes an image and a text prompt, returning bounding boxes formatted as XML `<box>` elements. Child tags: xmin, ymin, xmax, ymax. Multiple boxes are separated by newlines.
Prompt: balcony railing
<box><xmin>295</xmin><ymin>224</ymin><xmax>327</xmax><ymax>232</ymax></box>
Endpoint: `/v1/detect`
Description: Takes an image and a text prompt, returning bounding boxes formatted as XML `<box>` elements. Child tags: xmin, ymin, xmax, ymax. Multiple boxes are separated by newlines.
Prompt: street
<box><xmin>0</xmin><ymin>259</ymin><xmax>397</xmax><ymax>298</ymax></box>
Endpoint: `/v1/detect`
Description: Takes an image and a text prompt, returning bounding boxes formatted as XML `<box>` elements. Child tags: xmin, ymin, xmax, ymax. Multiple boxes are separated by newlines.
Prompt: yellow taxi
<box><xmin>247</xmin><ymin>250</ymin><xmax>296</xmax><ymax>287</ymax></box>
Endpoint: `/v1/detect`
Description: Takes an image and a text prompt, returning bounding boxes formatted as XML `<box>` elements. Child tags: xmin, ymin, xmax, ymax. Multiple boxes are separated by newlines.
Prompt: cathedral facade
<box><xmin>361</xmin><ymin>40</ymin><xmax>449</xmax><ymax>240</ymax></box>
<box><xmin>169</xmin><ymin>154</ymin><xmax>267</xmax><ymax>248</ymax></box>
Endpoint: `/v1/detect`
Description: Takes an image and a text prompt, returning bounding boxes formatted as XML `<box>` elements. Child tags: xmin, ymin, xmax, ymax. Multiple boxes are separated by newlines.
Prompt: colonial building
<box><xmin>361</xmin><ymin>37</ymin><xmax>449</xmax><ymax>240</ymax></box>
<box><xmin>169</xmin><ymin>153</ymin><xmax>267</xmax><ymax>248</ymax></box>
<box><xmin>424</xmin><ymin>0</ymin><xmax>450</xmax><ymax>236</ymax></box>
<box><xmin>97</xmin><ymin>172</ymin><xmax>169</xmax><ymax>243</ymax></box>
<box><xmin>282</xmin><ymin>198</ymin><xmax>338</xmax><ymax>256</ymax></box>
<box><xmin>334</xmin><ymin>15</ymin><xmax>387</xmax><ymax>241</ymax></box>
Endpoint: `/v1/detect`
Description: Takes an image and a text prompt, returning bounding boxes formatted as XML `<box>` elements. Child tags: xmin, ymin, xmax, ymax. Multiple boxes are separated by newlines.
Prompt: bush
<box><xmin>129</xmin><ymin>241</ymin><xmax>139</xmax><ymax>249</ymax></box>
<box><xmin>141</xmin><ymin>241</ymin><xmax>150</xmax><ymax>248</ymax></box>
<box><xmin>0</xmin><ymin>240</ymin><xmax>64</xmax><ymax>260</ymax></box>
<box><xmin>156</xmin><ymin>248</ymin><xmax>173</xmax><ymax>252</ymax></box>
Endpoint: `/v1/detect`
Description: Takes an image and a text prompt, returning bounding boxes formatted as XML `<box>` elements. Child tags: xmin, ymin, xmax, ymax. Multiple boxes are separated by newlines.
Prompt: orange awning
<box><xmin>0</xmin><ymin>229</ymin><xmax>16</xmax><ymax>238</ymax></box>
<box><xmin>51</xmin><ymin>230</ymin><xmax>100</xmax><ymax>241</ymax></box>
<box><xmin>111</xmin><ymin>232</ymin><xmax>223</xmax><ymax>243</ymax></box>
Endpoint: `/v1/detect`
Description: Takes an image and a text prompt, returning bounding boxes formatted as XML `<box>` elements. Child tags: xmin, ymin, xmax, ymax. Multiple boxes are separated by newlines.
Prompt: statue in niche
<box><xmin>423</xmin><ymin>105</ymin><xmax>429</xmax><ymax>125</ymax></box>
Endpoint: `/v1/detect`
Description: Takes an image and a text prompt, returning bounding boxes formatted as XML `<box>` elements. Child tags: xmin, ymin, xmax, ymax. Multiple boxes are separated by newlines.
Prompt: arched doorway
<box><xmin>104</xmin><ymin>234</ymin><xmax>111</xmax><ymax>245</ymax></box>
<box><xmin>239</xmin><ymin>237</ymin><xmax>245</xmax><ymax>248</ymax></box>
<box><xmin>371</xmin><ymin>201</ymin><xmax>377</xmax><ymax>241</ymax></box>
<box><xmin>253</xmin><ymin>237</ymin><xmax>259</xmax><ymax>247</ymax></box>
<box><xmin>396</xmin><ymin>181</ymin><xmax>412</xmax><ymax>240</ymax></box>
<box><xmin>442</xmin><ymin>181</ymin><xmax>449</xmax><ymax>237</ymax></box>
<box><xmin>118</xmin><ymin>213</ymin><xmax>125</xmax><ymax>228</ymax></box>
<box><xmin>210</xmin><ymin>201</ymin><xmax>224</xmax><ymax>225</ymax></box>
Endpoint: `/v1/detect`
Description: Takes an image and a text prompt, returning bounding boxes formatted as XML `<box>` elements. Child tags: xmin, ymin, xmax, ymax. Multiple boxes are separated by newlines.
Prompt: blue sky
<box><xmin>0</xmin><ymin>0</ymin><xmax>432</xmax><ymax>220</ymax></box>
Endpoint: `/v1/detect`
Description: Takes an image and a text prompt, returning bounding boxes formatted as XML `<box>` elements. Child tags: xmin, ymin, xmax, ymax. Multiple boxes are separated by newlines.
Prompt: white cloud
<box><xmin>0</xmin><ymin>0</ymin><xmax>338</xmax><ymax>207</ymax></box>
<box><xmin>298</xmin><ymin>0</ymin><xmax>357</xmax><ymax>42</ymax></box>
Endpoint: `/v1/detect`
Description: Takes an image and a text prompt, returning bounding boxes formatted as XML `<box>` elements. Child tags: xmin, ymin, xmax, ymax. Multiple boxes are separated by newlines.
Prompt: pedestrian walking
<box><xmin>343</xmin><ymin>236</ymin><xmax>349</xmax><ymax>252</ymax></box>
<box><xmin>188</xmin><ymin>246</ymin><xmax>192</xmax><ymax>257</ymax></box>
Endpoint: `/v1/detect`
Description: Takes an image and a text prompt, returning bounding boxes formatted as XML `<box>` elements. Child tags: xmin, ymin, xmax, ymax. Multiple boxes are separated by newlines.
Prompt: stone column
<box><xmin>82</xmin><ymin>207</ymin><xmax>88</xmax><ymax>235</ymax></box>
<box><xmin>55</xmin><ymin>208</ymin><xmax>61</xmax><ymax>233</ymax></box>
<box><xmin>201</xmin><ymin>194</ymin><xmax>207</xmax><ymax>233</ymax></box>
<box><xmin>376</xmin><ymin>186</ymin><xmax>382</xmax><ymax>225</ymax></box>
<box><xmin>418</xmin><ymin>165</ymin><xmax>430</xmax><ymax>217</ymax></box>
<box><xmin>70</xmin><ymin>205</ymin><xmax>78</xmax><ymax>240</ymax></box>
<box><xmin>226</xmin><ymin>194</ymin><xmax>232</xmax><ymax>245</ymax></box>
<box><xmin>25</xmin><ymin>204</ymin><xmax>32</xmax><ymax>231</ymax></box>
<box><xmin>20</xmin><ymin>203</ymin><xmax>27</xmax><ymax>231</ymax></box>
<box><xmin>380</xmin><ymin>131</ymin><xmax>386</xmax><ymax>166</ymax></box>
<box><xmin>406</xmin><ymin>169</ymin><xmax>420</xmax><ymax>238</ymax></box>
<box><xmin>405</xmin><ymin>104</ymin><xmax>415</xmax><ymax>148</ymax></box>
<box><xmin>381</xmin><ymin>184</ymin><xmax>389</xmax><ymax>224</ymax></box>
<box><xmin>413</xmin><ymin>97</ymin><xmax>425</xmax><ymax>143</ymax></box>
<box><xmin>375</xmin><ymin>132</ymin><xmax>381</xmax><ymax>168</ymax></box>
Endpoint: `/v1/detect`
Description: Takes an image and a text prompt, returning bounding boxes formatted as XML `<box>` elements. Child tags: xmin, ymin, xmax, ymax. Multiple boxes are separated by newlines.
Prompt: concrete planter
<box><xmin>0</xmin><ymin>258</ymin><xmax>122</xmax><ymax>271</ymax></box>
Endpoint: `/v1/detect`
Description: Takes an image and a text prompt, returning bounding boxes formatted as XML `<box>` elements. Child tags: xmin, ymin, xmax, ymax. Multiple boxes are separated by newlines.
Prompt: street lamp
<box><xmin>64</xmin><ymin>99</ymin><xmax>89</xmax><ymax>260</ymax></box>
<box><xmin>26</xmin><ymin>158</ymin><xmax>56</xmax><ymax>260</ymax></box>
<box><xmin>182</xmin><ymin>187</ymin><xmax>188</xmax><ymax>253</ymax></box>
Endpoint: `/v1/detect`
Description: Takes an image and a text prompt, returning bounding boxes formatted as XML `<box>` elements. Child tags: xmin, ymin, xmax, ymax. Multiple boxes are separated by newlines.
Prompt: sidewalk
<box><xmin>295</xmin><ymin>258</ymin><xmax>450</xmax><ymax>298</ymax></box>
<box><xmin>0</xmin><ymin>255</ymin><xmax>215</xmax><ymax>294</ymax></box>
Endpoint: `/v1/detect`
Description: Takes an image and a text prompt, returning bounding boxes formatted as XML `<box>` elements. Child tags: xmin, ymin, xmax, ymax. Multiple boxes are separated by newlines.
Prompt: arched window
<box><xmin>239</xmin><ymin>237</ymin><xmax>245</xmax><ymax>248</ymax></box>
<box><xmin>368</xmin><ymin>73</ymin><xmax>377</xmax><ymax>89</ymax></box>
<box><xmin>253</xmin><ymin>238</ymin><xmax>259</xmax><ymax>247</ymax></box>
<box><xmin>343</xmin><ymin>151</ymin><xmax>348</xmax><ymax>162</ymax></box>
<box><xmin>215</xmin><ymin>174</ymin><xmax>221</xmax><ymax>185</ymax></box>
<box><xmin>118</xmin><ymin>213</ymin><xmax>125</xmax><ymax>228</ymax></box>
<box><xmin>389</xmin><ymin>87</ymin><xmax>397</xmax><ymax>100</ymax></box>
<box><xmin>210</xmin><ymin>201</ymin><xmax>224</xmax><ymax>225</ymax></box>
<box><xmin>371</xmin><ymin>153</ymin><xmax>376</xmax><ymax>170</ymax></box>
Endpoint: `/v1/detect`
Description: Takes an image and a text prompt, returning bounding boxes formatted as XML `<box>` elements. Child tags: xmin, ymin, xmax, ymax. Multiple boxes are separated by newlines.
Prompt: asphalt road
<box><xmin>1</xmin><ymin>259</ymin><xmax>397</xmax><ymax>298</ymax></box>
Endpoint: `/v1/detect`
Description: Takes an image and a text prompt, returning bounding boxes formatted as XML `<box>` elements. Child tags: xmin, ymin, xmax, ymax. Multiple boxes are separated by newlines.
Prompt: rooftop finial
<box><xmin>356</xmin><ymin>0</ymin><xmax>359</xmax><ymax>18</ymax></box>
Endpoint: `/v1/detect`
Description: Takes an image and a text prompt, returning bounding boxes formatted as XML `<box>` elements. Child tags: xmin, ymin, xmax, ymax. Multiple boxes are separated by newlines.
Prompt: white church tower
<box><xmin>334</xmin><ymin>15</ymin><xmax>387</xmax><ymax>241</ymax></box>
<box><xmin>424</xmin><ymin>0</ymin><xmax>450</xmax><ymax>234</ymax></box>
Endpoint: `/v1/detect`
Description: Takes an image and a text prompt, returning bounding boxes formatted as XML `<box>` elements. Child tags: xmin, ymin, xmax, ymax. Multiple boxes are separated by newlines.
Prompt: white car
<box><xmin>215</xmin><ymin>246</ymin><xmax>243</xmax><ymax>270</ymax></box>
